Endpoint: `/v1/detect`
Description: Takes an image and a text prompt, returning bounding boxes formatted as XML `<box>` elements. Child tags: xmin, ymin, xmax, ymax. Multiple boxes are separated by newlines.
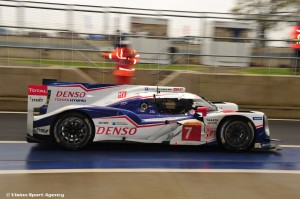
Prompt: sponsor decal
<box><xmin>141</xmin><ymin>103</ymin><xmax>148</xmax><ymax>111</ymax></box>
<box><xmin>182</xmin><ymin>125</ymin><xmax>201</xmax><ymax>141</ymax></box>
<box><xmin>206</xmin><ymin>118</ymin><xmax>219</xmax><ymax>125</ymax></box>
<box><xmin>158</xmin><ymin>88</ymin><xmax>172</xmax><ymax>92</ymax></box>
<box><xmin>253</xmin><ymin>117</ymin><xmax>263</xmax><ymax>120</ymax></box>
<box><xmin>144</xmin><ymin>87</ymin><xmax>184</xmax><ymax>92</ymax></box>
<box><xmin>54</xmin><ymin>91</ymin><xmax>86</xmax><ymax>102</ymax></box>
<box><xmin>112</xmin><ymin>122</ymin><xmax>128</xmax><ymax>126</ymax></box>
<box><xmin>149</xmin><ymin>110</ymin><xmax>156</xmax><ymax>114</ymax></box>
<box><xmin>173</xmin><ymin>87</ymin><xmax>184</xmax><ymax>92</ymax></box>
<box><xmin>118</xmin><ymin>91</ymin><xmax>127</xmax><ymax>98</ymax></box>
<box><xmin>29</xmin><ymin>97</ymin><xmax>44</xmax><ymax>103</ymax></box>
<box><xmin>184</xmin><ymin>121</ymin><xmax>201</xmax><ymax>126</ymax></box>
<box><xmin>205</xmin><ymin>129</ymin><xmax>216</xmax><ymax>141</ymax></box>
<box><xmin>56</xmin><ymin>91</ymin><xmax>86</xmax><ymax>98</ymax></box>
<box><xmin>144</xmin><ymin>87</ymin><xmax>157</xmax><ymax>92</ymax></box>
<box><xmin>96</xmin><ymin>126</ymin><xmax>137</xmax><ymax>135</ymax></box>
<box><xmin>206</xmin><ymin>118</ymin><xmax>218</xmax><ymax>122</ymax></box>
<box><xmin>28</xmin><ymin>85</ymin><xmax>48</xmax><ymax>96</ymax></box>
<box><xmin>98</xmin><ymin>121</ymin><xmax>109</xmax><ymax>125</ymax></box>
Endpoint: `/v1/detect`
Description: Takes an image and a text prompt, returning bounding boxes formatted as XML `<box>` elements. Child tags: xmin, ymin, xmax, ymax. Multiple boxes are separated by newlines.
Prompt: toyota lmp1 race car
<box><xmin>27</xmin><ymin>81</ymin><xmax>279</xmax><ymax>152</ymax></box>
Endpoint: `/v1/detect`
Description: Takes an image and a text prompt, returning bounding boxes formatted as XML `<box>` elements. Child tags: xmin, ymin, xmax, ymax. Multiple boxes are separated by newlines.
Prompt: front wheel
<box><xmin>53</xmin><ymin>112</ymin><xmax>94</xmax><ymax>150</ymax></box>
<box><xmin>217</xmin><ymin>118</ymin><xmax>255</xmax><ymax>152</ymax></box>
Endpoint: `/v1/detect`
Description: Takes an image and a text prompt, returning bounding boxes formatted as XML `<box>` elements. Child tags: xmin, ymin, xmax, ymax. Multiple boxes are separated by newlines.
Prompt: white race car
<box><xmin>27</xmin><ymin>81</ymin><xmax>279</xmax><ymax>152</ymax></box>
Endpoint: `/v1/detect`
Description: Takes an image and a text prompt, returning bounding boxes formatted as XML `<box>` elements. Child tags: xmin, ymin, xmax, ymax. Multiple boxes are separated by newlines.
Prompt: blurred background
<box><xmin>0</xmin><ymin>0</ymin><xmax>300</xmax><ymax>73</ymax></box>
<box><xmin>1</xmin><ymin>0</ymin><xmax>300</xmax><ymax>118</ymax></box>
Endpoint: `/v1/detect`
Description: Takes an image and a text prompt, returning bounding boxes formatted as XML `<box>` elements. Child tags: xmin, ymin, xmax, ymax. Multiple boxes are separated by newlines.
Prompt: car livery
<box><xmin>27</xmin><ymin>82</ymin><xmax>279</xmax><ymax>152</ymax></box>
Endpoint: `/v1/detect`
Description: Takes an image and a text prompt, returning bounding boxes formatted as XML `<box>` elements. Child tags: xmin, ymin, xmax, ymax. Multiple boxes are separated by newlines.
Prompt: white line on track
<box><xmin>280</xmin><ymin>145</ymin><xmax>300</xmax><ymax>148</ymax></box>
<box><xmin>268</xmin><ymin>118</ymin><xmax>300</xmax><ymax>122</ymax></box>
<box><xmin>0</xmin><ymin>168</ymin><xmax>300</xmax><ymax>175</ymax></box>
<box><xmin>0</xmin><ymin>111</ymin><xmax>27</xmax><ymax>114</ymax></box>
<box><xmin>0</xmin><ymin>141</ymin><xmax>27</xmax><ymax>143</ymax></box>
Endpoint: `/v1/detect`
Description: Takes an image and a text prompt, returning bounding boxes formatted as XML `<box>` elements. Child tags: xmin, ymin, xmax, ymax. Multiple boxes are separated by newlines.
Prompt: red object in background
<box><xmin>101</xmin><ymin>46</ymin><xmax>140</xmax><ymax>84</ymax></box>
<box><xmin>291</xmin><ymin>25</ymin><xmax>300</xmax><ymax>49</ymax></box>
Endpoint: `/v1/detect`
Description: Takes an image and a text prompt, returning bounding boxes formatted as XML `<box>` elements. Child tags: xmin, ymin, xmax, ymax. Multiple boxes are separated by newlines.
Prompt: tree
<box><xmin>231</xmin><ymin>0</ymin><xmax>300</xmax><ymax>47</ymax></box>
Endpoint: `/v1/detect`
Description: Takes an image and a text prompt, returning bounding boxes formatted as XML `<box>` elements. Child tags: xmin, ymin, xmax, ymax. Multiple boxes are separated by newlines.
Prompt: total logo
<box><xmin>28</xmin><ymin>85</ymin><xmax>48</xmax><ymax>96</ymax></box>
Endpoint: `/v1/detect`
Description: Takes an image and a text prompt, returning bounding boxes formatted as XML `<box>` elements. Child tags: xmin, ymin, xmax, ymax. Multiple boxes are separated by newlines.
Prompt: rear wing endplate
<box><xmin>27</xmin><ymin>85</ymin><xmax>48</xmax><ymax>136</ymax></box>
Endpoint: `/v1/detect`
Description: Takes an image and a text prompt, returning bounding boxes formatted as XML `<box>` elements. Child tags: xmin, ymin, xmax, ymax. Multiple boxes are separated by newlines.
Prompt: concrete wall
<box><xmin>0</xmin><ymin>66</ymin><xmax>95</xmax><ymax>98</ymax></box>
<box><xmin>158</xmin><ymin>72</ymin><xmax>297</xmax><ymax>106</ymax></box>
<box><xmin>0</xmin><ymin>48</ymin><xmax>106</xmax><ymax>62</ymax></box>
<box><xmin>0</xmin><ymin>66</ymin><xmax>300</xmax><ymax>118</ymax></box>
<box><xmin>80</xmin><ymin>68</ymin><xmax>173</xmax><ymax>85</ymax></box>
<box><xmin>159</xmin><ymin>71</ymin><xmax>300</xmax><ymax>119</ymax></box>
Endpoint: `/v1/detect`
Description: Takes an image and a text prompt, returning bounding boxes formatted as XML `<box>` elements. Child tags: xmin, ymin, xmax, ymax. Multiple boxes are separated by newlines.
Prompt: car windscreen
<box><xmin>154</xmin><ymin>97</ymin><xmax>217</xmax><ymax>114</ymax></box>
<box><xmin>193</xmin><ymin>97</ymin><xmax>218</xmax><ymax>111</ymax></box>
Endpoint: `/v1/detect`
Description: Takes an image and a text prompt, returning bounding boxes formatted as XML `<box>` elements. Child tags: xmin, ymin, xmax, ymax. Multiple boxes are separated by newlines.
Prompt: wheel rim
<box><xmin>57</xmin><ymin>117</ymin><xmax>88</xmax><ymax>146</ymax></box>
<box><xmin>224</xmin><ymin>121</ymin><xmax>252</xmax><ymax>148</ymax></box>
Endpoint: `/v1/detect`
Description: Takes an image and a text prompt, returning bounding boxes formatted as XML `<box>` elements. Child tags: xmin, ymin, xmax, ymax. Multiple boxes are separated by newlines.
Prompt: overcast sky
<box><xmin>31</xmin><ymin>0</ymin><xmax>237</xmax><ymax>13</ymax></box>
<box><xmin>0</xmin><ymin>0</ymin><xmax>238</xmax><ymax>37</ymax></box>
<box><xmin>0</xmin><ymin>0</ymin><xmax>291</xmax><ymax>45</ymax></box>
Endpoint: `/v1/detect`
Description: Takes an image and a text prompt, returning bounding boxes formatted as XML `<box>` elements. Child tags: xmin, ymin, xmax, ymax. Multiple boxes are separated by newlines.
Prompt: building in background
<box><xmin>202</xmin><ymin>20</ymin><xmax>254</xmax><ymax>67</ymax></box>
<box><xmin>129</xmin><ymin>16</ymin><xmax>171</xmax><ymax>64</ymax></box>
<box><xmin>131</xmin><ymin>16</ymin><xmax>168</xmax><ymax>37</ymax></box>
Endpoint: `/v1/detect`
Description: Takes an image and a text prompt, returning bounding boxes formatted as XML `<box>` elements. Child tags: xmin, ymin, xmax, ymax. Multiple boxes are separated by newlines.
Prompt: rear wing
<box><xmin>27</xmin><ymin>85</ymin><xmax>48</xmax><ymax>136</ymax></box>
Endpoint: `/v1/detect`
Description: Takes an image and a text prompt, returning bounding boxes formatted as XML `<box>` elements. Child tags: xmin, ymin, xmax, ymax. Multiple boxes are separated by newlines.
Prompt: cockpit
<box><xmin>155</xmin><ymin>98</ymin><xmax>194</xmax><ymax>114</ymax></box>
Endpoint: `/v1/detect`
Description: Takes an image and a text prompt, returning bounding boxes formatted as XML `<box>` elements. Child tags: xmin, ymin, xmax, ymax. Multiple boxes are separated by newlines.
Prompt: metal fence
<box><xmin>0</xmin><ymin>0</ymin><xmax>299</xmax><ymax>75</ymax></box>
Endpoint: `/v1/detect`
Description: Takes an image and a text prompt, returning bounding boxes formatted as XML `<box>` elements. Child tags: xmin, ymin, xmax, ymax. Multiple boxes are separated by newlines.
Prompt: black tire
<box><xmin>53</xmin><ymin>112</ymin><xmax>94</xmax><ymax>150</ymax></box>
<box><xmin>218</xmin><ymin>118</ymin><xmax>255</xmax><ymax>152</ymax></box>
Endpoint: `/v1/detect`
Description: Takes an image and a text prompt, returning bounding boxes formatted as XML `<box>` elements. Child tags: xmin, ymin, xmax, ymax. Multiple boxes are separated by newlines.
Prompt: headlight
<box><xmin>264</xmin><ymin>115</ymin><xmax>270</xmax><ymax>136</ymax></box>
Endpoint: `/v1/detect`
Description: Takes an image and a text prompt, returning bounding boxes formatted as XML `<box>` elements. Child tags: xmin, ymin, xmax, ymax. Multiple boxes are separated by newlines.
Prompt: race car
<box><xmin>27</xmin><ymin>81</ymin><xmax>279</xmax><ymax>152</ymax></box>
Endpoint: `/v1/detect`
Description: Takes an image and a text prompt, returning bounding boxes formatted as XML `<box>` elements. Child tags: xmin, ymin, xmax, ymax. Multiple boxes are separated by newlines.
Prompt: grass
<box><xmin>14</xmin><ymin>59</ymin><xmax>202</xmax><ymax>71</ymax></box>
<box><xmin>241</xmin><ymin>68</ymin><xmax>291</xmax><ymax>75</ymax></box>
<box><xmin>10</xmin><ymin>58</ymin><xmax>296</xmax><ymax>75</ymax></box>
<box><xmin>15</xmin><ymin>59</ymin><xmax>114</xmax><ymax>68</ymax></box>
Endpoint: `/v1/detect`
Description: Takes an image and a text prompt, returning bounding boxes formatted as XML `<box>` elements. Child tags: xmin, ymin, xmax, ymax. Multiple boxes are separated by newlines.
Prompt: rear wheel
<box><xmin>218</xmin><ymin>118</ymin><xmax>255</xmax><ymax>152</ymax></box>
<box><xmin>53</xmin><ymin>112</ymin><xmax>94</xmax><ymax>150</ymax></box>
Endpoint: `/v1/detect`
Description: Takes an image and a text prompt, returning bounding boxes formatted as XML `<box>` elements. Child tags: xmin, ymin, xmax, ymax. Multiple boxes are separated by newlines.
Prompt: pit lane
<box><xmin>0</xmin><ymin>113</ymin><xmax>300</xmax><ymax>199</ymax></box>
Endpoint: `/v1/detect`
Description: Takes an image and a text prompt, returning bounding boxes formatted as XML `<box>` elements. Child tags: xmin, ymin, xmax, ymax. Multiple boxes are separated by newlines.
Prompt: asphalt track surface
<box><xmin>0</xmin><ymin>113</ymin><xmax>300</xmax><ymax>199</ymax></box>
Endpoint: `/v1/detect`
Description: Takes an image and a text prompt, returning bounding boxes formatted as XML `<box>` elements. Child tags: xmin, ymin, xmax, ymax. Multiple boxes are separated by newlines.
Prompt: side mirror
<box><xmin>196</xmin><ymin>107</ymin><xmax>209</xmax><ymax>117</ymax></box>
